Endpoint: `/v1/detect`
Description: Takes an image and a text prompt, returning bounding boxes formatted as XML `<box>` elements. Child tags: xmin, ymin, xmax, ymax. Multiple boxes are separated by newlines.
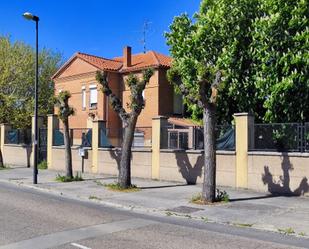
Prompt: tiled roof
<box><xmin>114</xmin><ymin>51</ymin><xmax>171</xmax><ymax>72</ymax></box>
<box><xmin>77</xmin><ymin>52</ymin><xmax>122</xmax><ymax>71</ymax></box>
<box><xmin>52</xmin><ymin>50</ymin><xmax>171</xmax><ymax>79</ymax></box>
<box><xmin>168</xmin><ymin>117</ymin><xmax>200</xmax><ymax>127</ymax></box>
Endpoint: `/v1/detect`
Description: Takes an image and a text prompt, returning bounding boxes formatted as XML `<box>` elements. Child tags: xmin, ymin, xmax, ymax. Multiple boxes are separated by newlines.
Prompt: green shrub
<box><xmin>190</xmin><ymin>190</ymin><xmax>229</xmax><ymax>204</ymax></box>
<box><xmin>55</xmin><ymin>172</ymin><xmax>84</xmax><ymax>182</ymax></box>
<box><xmin>278</xmin><ymin>227</ymin><xmax>295</xmax><ymax>235</ymax></box>
<box><xmin>104</xmin><ymin>182</ymin><xmax>140</xmax><ymax>192</ymax></box>
<box><xmin>89</xmin><ymin>195</ymin><xmax>102</xmax><ymax>201</ymax></box>
<box><xmin>0</xmin><ymin>165</ymin><xmax>10</xmax><ymax>170</ymax></box>
<box><xmin>216</xmin><ymin>189</ymin><xmax>229</xmax><ymax>203</ymax></box>
<box><xmin>38</xmin><ymin>160</ymin><xmax>48</xmax><ymax>170</ymax></box>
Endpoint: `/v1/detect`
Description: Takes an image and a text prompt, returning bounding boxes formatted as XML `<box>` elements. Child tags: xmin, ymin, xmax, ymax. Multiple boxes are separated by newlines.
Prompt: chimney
<box><xmin>123</xmin><ymin>46</ymin><xmax>132</xmax><ymax>68</ymax></box>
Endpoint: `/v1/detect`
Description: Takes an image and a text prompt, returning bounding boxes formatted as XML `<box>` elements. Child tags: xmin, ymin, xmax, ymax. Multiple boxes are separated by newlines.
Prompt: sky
<box><xmin>0</xmin><ymin>0</ymin><xmax>201</xmax><ymax>61</ymax></box>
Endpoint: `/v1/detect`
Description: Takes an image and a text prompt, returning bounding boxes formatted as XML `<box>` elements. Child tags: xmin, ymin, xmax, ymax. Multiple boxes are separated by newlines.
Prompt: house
<box><xmin>52</xmin><ymin>46</ymin><xmax>184</xmax><ymax>146</ymax></box>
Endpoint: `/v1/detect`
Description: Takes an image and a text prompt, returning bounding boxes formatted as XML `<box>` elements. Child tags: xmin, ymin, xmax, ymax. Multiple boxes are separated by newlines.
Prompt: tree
<box><xmin>55</xmin><ymin>91</ymin><xmax>74</xmax><ymax>178</ymax></box>
<box><xmin>167</xmin><ymin>0</ymin><xmax>308</xmax><ymax>125</ymax></box>
<box><xmin>251</xmin><ymin>0</ymin><xmax>309</xmax><ymax>122</ymax></box>
<box><xmin>0</xmin><ymin>36</ymin><xmax>62</xmax><ymax>128</ymax></box>
<box><xmin>96</xmin><ymin>69</ymin><xmax>153</xmax><ymax>188</ymax></box>
<box><xmin>166</xmin><ymin>0</ymin><xmax>259</xmax><ymax>202</ymax></box>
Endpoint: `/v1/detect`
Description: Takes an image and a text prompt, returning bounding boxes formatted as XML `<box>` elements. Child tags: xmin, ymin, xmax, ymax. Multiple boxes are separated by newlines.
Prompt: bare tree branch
<box><xmin>210</xmin><ymin>70</ymin><xmax>222</xmax><ymax>104</ymax></box>
<box><xmin>96</xmin><ymin>71</ymin><xmax>130</xmax><ymax>127</ymax></box>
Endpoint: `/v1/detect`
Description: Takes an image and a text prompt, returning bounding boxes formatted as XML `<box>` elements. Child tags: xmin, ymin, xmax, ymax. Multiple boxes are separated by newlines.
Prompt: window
<box><xmin>82</xmin><ymin>86</ymin><xmax>86</xmax><ymax>110</ymax></box>
<box><xmin>89</xmin><ymin>85</ymin><xmax>97</xmax><ymax>109</ymax></box>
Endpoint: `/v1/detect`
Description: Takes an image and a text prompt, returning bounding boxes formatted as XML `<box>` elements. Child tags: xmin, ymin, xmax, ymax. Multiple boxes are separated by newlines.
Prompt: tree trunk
<box><xmin>118</xmin><ymin>115</ymin><xmax>138</xmax><ymax>188</ymax></box>
<box><xmin>63</xmin><ymin>120</ymin><xmax>73</xmax><ymax>178</ymax></box>
<box><xmin>0</xmin><ymin>149</ymin><xmax>4</xmax><ymax>168</ymax></box>
<box><xmin>202</xmin><ymin>104</ymin><xmax>217</xmax><ymax>202</ymax></box>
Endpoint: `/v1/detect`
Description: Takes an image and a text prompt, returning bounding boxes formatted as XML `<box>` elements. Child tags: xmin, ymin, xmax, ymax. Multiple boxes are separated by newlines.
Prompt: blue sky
<box><xmin>0</xmin><ymin>0</ymin><xmax>201</xmax><ymax>60</ymax></box>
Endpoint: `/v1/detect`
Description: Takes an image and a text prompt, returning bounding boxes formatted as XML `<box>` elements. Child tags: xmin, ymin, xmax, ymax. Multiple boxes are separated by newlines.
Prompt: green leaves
<box><xmin>166</xmin><ymin>0</ymin><xmax>308</xmax><ymax>123</ymax></box>
<box><xmin>0</xmin><ymin>36</ymin><xmax>62</xmax><ymax>128</ymax></box>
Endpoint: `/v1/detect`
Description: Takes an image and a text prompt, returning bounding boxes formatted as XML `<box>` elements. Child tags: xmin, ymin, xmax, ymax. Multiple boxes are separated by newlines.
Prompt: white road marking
<box><xmin>0</xmin><ymin>218</ymin><xmax>156</xmax><ymax>249</ymax></box>
<box><xmin>71</xmin><ymin>242</ymin><xmax>92</xmax><ymax>249</ymax></box>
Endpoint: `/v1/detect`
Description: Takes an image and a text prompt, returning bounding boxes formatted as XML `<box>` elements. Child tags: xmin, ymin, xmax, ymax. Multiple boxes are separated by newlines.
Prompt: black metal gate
<box><xmin>38</xmin><ymin>128</ymin><xmax>47</xmax><ymax>162</ymax></box>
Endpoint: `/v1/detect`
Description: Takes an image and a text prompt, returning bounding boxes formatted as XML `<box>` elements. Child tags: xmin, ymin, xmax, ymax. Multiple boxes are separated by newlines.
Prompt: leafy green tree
<box><xmin>55</xmin><ymin>91</ymin><xmax>74</xmax><ymax>178</ymax></box>
<box><xmin>166</xmin><ymin>0</ymin><xmax>259</xmax><ymax>202</ymax></box>
<box><xmin>167</xmin><ymin>0</ymin><xmax>308</xmax><ymax>125</ymax></box>
<box><xmin>0</xmin><ymin>36</ymin><xmax>62</xmax><ymax>128</ymax></box>
<box><xmin>96</xmin><ymin>69</ymin><xmax>153</xmax><ymax>188</ymax></box>
<box><xmin>251</xmin><ymin>0</ymin><xmax>309</xmax><ymax>122</ymax></box>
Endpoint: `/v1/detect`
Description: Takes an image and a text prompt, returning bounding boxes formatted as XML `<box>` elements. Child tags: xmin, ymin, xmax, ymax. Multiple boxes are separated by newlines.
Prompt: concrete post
<box><xmin>91</xmin><ymin>120</ymin><xmax>105</xmax><ymax>173</ymax></box>
<box><xmin>31</xmin><ymin>115</ymin><xmax>44</xmax><ymax>167</ymax></box>
<box><xmin>47</xmin><ymin>115</ymin><xmax>59</xmax><ymax>169</ymax></box>
<box><xmin>151</xmin><ymin>116</ymin><xmax>168</xmax><ymax>180</ymax></box>
<box><xmin>234</xmin><ymin>113</ymin><xmax>254</xmax><ymax>188</ymax></box>
<box><xmin>0</xmin><ymin>124</ymin><xmax>10</xmax><ymax>158</ymax></box>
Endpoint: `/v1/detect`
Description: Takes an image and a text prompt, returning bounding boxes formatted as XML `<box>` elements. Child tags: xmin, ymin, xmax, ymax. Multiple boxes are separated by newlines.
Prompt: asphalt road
<box><xmin>0</xmin><ymin>182</ymin><xmax>308</xmax><ymax>249</ymax></box>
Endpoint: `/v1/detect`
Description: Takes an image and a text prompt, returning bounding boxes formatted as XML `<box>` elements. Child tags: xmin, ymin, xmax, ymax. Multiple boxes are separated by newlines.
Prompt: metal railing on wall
<box><xmin>253</xmin><ymin>123</ymin><xmax>309</xmax><ymax>152</ymax></box>
<box><xmin>99</xmin><ymin>127</ymin><xmax>152</xmax><ymax>149</ymax></box>
<box><xmin>161</xmin><ymin>125</ymin><xmax>235</xmax><ymax>151</ymax></box>
<box><xmin>4</xmin><ymin>129</ymin><xmax>32</xmax><ymax>145</ymax></box>
<box><xmin>53</xmin><ymin>128</ymin><xmax>92</xmax><ymax>147</ymax></box>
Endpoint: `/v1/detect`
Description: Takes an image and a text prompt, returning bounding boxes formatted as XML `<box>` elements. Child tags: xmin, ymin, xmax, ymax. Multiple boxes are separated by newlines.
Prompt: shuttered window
<box><xmin>89</xmin><ymin>85</ymin><xmax>97</xmax><ymax>108</ymax></box>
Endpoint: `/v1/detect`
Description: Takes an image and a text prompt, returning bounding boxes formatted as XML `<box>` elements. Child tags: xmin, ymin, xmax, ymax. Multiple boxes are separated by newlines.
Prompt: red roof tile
<box><xmin>168</xmin><ymin>117</ymin><xmax>200</xmax><ymax>127</ymax></box>
<box><xmin>77</xmin><ymin>52</ymin><xmax>122</xmax><ymax>71</ymax></box>
<box><xmin>114</xmin><ymin>51</ymin><xmax>171</xmax><ymax>72</ymax></box>
<box><xmin>52</xmin><ymin>50</ymin><xmax>171</xmax><ymax>79</ymax></box>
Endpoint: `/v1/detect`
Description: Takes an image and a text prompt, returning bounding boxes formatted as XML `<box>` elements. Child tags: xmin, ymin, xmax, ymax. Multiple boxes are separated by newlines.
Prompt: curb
<box><xmin>1</xmin><ymin>178</ymin><xmax>309</xmax><ymax>240</ymax></box>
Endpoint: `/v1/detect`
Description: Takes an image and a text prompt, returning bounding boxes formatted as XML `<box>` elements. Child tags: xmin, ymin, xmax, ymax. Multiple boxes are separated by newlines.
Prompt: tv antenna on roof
<box><xmin>141</xmin><ymin>20</ymin><xmax>152</xmax><ymax>53</ymax></box>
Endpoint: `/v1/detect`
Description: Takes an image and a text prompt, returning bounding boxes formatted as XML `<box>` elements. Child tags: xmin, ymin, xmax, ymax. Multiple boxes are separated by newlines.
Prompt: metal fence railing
<box><xmin>254</xmin><ymin>123</ymin><xmax>309</xmax><ymax>152</ymax></box>
<box><xmin>53</xmin><ymin>128</ymin><xmax>92</xmax><ymax>147</ymax></box>
<box><xmin>160</xmin><ymin>125</ymin><xmax>235</xmax><ymax>150</ymax></box>
<box><xmin>4</xmin><ymin>129</ymin><xmax>32</xmax><ymax>145</ymax></box>
<box><xmin>99</xmin><ymin>127</ymin><xmax>152</xmax><ymax>148</ymax></box>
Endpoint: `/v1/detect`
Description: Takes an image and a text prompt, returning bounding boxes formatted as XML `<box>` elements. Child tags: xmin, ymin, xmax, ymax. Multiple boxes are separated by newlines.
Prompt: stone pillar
<box><xmin>234</xmin><ymin>113</ymin><xmax>254</xmax><ymax>188</ymax></box>
<box><xmin>47</xmin><ymin>115</ymin><xmax>59</xmax><ymax>169</ymax></box>
<box><xmin>91</xmin><ymin>120</ymin><xmax>105</xmax><ymax>173</ymax></box>
<box><xmin>31</xmin><ymin>115</ymin><xmax>45</xmax><ymax>167</ymax></box>
<box><xmin>0</xmin><ymin>124</ymin><xmax>10</xmax><ymax>158</ymax></box>
<box><xmin>151</xmin><ymin>116</ymin><xmax>168</xmax><ymax>180</ymax></box>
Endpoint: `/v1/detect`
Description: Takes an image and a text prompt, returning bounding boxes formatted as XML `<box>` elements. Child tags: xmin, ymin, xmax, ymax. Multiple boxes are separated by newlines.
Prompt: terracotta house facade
<box><xmin>52</xmin><ymin>47</ymin><xmax>184</xmax><ymax>143</ymax></box>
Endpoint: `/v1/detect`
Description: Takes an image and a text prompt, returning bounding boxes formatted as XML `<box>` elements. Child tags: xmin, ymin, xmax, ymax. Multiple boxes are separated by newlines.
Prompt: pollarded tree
<box><xmin>55</xmin><ymin>91</ymin><xmax>74</xmax><ymax>178</ymax></box>
<box><xmin>166</xmin><ymin>0</ymin><xmax>259</xmax><ymax>202</ymax></box>
<box><xmin>96</xmin><ymin>69</ymin><xmax>153</xmax><ymax>188</ymax></box>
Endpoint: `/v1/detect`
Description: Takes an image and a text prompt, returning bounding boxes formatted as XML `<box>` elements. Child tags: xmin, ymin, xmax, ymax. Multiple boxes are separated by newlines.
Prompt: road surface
<box><xmin>0</xmin><ymin>182</ymin><xmax>308</xmax><ymax>249</ymax></box>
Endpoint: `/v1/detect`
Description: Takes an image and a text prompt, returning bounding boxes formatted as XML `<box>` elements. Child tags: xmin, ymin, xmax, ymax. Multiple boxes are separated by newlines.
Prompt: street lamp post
<box><xmin>23</xmin><ymin>12</ymin><xmax>39</xmax><ymax>184</ymax></box>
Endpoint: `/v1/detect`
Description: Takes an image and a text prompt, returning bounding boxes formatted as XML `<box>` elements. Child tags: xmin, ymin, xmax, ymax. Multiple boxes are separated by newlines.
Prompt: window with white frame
<box><xmin>89</xmin><ymin>85</ymin><xmax>98</xmax><ymax>108</ymax></box>
<box><xmin>82</xmin><ymin>86</ymin><xmax>86</xmax><ymax>110</ymax></box>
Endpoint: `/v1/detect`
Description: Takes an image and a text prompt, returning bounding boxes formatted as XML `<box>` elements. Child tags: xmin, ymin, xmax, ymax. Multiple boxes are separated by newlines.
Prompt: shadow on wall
<box><xmin>262</xmin><ymin>154</ymin><xmax>309</xmax><ymax>196</ymax></box>
<box><xmin>175</xmin><ymin>152</ymin><xmax>203</xmax><ymax>185</ymax></box>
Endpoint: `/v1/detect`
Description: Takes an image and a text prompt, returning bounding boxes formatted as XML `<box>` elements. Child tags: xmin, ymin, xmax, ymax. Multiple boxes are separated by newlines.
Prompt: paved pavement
<box><xmin>1</xmin><ymin>166</ymin><xmax>309</xmax><ymax>241</ymax></box>
<box><xmin>1</xmin><ymin>181</ymin><xmax>309</xmax><ymax>249</ymax></box>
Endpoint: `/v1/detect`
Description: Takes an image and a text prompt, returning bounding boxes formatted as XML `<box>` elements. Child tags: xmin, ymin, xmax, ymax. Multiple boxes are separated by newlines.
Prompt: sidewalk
<box><xmin>1</xmin><ymin>166</ymin><xmax>309</xmax><ymax>238</ymax></box>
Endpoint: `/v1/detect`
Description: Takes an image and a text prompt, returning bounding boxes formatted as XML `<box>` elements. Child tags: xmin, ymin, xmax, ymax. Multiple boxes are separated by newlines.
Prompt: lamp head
<box><xmin>23</xmin><ymin>12</ymin><xmax>39</xmax><ymax>21</ymax></box>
